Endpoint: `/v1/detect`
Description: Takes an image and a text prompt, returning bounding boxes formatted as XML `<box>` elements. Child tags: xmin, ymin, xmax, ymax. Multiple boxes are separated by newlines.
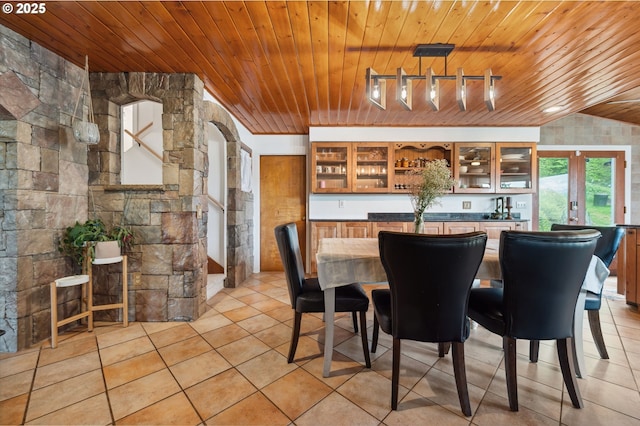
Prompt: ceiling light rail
<box><xmin>366</xmin><ymin>43</ymin><xmax>502</xmax><ymax>112</ymax></box>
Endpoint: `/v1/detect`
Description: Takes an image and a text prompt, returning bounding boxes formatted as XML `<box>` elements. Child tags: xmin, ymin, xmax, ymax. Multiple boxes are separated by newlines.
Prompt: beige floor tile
<box><xmin>432</xmin><ymin>351</ymin><xmax>499</xmax><ymax>391</ymax></box>
<box><xmin>583</xmin><ymin>355</ymin><xmax>639</xmax><ymax>390</ymax></box>
<box><xmin>117</xmin><ymin>392</ymin><xmax>202</xmax><ymax>425</ymax></box>
<box><xmin>185</xmin><ymin>368</ymin><xmax>257</xmax><ymax>420</ymax></box>
<box><xmin>157</xmin><ymin>334</ymin><xmax>212</xmax><ymax>366</ymax></box>
<box><xmin>383</xmin><ymin>391</ymin><xmax>471</xmax><ymax>425</ymax></box>
<box><xmin>412</xmin><ymin>366</ymin><xmax>485</xmax><ymax>418</ymax></box>
<box><xmin>236</xmin><ymin>291</ymin><xmax>271</xmax><ymax>305</ymax></box>
<box><xmin>103</xmin><ymin>350</ymin><xmax>166</xmax><ymax>389</ymax></box>
<box><xmin>253</xmin><ymin>323</ymin><xmax>293</xmax><ymax>348</ymax></box>
<box><xmin>99</xmin><ymin>335</ymin><xmax>155</xmax><ymax>366</ymax></box>
<box><xmin>264</xmin><ymin>305</ymin><xmax>294</xmax><ymax>322</ymax></box>
<box><xmin>25</xmin><ymin>392</ymin><xmax>112</xmax><ymax>425</ymax></box>
<box><xmin>170</xmin><ymin>350</ymin><xmax>231</xmax><ymax>389</ymax></box>
<box><xmin>26</xmin><ymin>369</ymin><xmax>105</xmax><ymax>422</ymax></box>
<box><xmin>486</xmin><ymin>369</ymin><xmax>562</xmax><ymax>421</ymax></box>
<box><xmin>208</xmin><ymin>296</ymin><xmax>247</xmax><ymax>313</ymax></box>
<box><xmin>251</xmin><ymin>298</ymin><xmax>289</xmax><ymax>313</ymax></box>
<box><xmin>37</xmin><ymin>336</ymin><xmax>98</xmax><ymax>367</ymax></box>
<box><xmin>0</xmin><ymin>369</ymin><xmax>33</xmax><ymax>401</ymax></box>
<box><xmin>201</xmin><ymin>323</ymin><xmax>250</xmax><ymax>348</ymax></box>
<box><xmin>577</xmin><ymin>375</ymin><xmax>640</xmax><ymax>418</ymax></box>
<box><xmin>188</xmin><ymin>312</ymin><xmax>233</xmax><ymax>335</ymax></box>
<box><xmin>0</xmin><ymin>350</ymin><xmax>38</xmax><ymax>378</ymax></box>
<box><xmin>236</xmin><ymin>349</ymin><xmax>297</xmax><ymax>389</ymax></box>
<box><xmin>33</xmin><ymin>351</ymin><xmax>101</xmax><ymax>390</ymax></box>
<box><xmin>147</xmin><ymin>322</ymin><xmax>199</xmax><ymax>348</ymax></box>
<box><xmin>236</xmin><ymin>313</ymin><xmax>281</xmax><ymax>334</ymax></box>
<box><xmin>561</xmin><ymin>396</ymin><xmax>640</xmax><ymax>426</ymax></box>
<box><xmin>96</xmin><ymin>323</ymin><xmax>147</xmax><ymax>349</ymax></box>
<box><xmin>472</xmin><ymin>390</ymin><xmax>558</xmax><ymax>426</ymax></box>
<box><xmin>217</xmin><ymin>335</ymin><xmax>270</xmax><ymax>365</ymax></box>
<box><xmin>336</xmin><ymin>369</ymin><xmax>396</xmax><ymax>420</ymax></box>
<box><xmin>207</xmin><ymin>391</ymin><xmax>290</xmax><ymax>425</ymax></box>
<box><xmin>0</xmin><ymin>393</ymin><xmax>28</xmax><ymax>425</ymax></box>
<box><xmin>261</xmin><ymin>368</ymin><xmax>332</xmax><ymax>419</ymax></box>
<box><xmin>222</xmin><ymin>305</ymin><xmax>262</xmax><ymax>323</ymax></box>
<box><xmin>140</xmin><ymin>320</ymin><xmax>183</xmax><ymax>335</ymax></box>
<box><xmin>370</xmin><ymin>349</ymin><xmax>430</xmax><ymax>390</ymax></box>
<box><xmin>294</xmin><ymin>391</ymin><xmax>379</xmax><ymax>426</ymax></box>
<box><xmin>301</xmin><ymin>351</ymin><xmax>365</xmax><ymax>389</ymax></box>
<box><xmin>108</xmin><ymin>369</ymin><xmax>181</xmax><ymax>420</ymax></box>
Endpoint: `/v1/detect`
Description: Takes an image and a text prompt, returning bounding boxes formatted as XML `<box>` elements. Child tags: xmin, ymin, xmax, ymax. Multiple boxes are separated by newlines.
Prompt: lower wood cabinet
<box><xmin>619</xmin><ymin>227</ymin><xmax>639</xmax><ymax>305</ymax></box>
<box><xmin>309</xmin><ymin>220</ymin><xmax>528</xmax><ymax>273</ymax></box>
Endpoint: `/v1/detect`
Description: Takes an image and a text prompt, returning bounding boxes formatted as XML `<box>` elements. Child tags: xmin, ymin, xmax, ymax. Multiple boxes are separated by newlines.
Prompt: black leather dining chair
<box><xmin>468</xmin><ymin>229</ymin><xmax>600</xmax><ymax>411</ymax></box>
<box><xmin>372</xmin><ymin>231</ymin><xmax>487</xmax><ymax>415</ymax></box>
<box><xmin>536</xmin><ymin>224</ymin><xmax>624</xmax><ymax>360</ymax></box>
<box><xmin>274</xmin><ymin>223</ymin><xmax>371</xmax><ymax>367</ymax></box>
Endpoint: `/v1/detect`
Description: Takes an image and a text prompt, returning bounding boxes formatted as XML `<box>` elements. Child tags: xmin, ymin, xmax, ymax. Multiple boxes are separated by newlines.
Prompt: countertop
<box><xmin>311</xmin><ymin>213</ymin><xmax>527</xmax><ymax>222</ymax></box>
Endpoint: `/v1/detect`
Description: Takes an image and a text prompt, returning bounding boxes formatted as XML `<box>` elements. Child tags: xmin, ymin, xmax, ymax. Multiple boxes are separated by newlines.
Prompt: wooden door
<box><xmin>310</xmin><ymin>222</ymin><xmax>340</xmax><ymax>273</ymax></box>
<box><xmin>443</xmin><ymin>222</ymin><xmax>479</xmax><ymax>234</ymax></box>
<box><xmin>371</xmin><ymin>221</ymin><xmax>407</xmax><ymax>235</ymax></box>
<box><xmin>479</xmin><ymin>222</ymin><xmax>515</xmax><ymax>240</ymax></box>
<box><xmin>260</xmin><ymin>155</ymin><xmax>306</xmax><ymax>271</ymax></box>
<box><xmin>340</xmin><ymin>222</ymin><xmax>371</xmax><ymax>238</ymax></box>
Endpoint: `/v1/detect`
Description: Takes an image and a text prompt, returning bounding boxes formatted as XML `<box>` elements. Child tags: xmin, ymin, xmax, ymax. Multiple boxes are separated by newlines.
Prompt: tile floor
<box><xmin>1</xmin><ymin>273</ymin><xmax>640</xmax><ymax>425</ymax></box>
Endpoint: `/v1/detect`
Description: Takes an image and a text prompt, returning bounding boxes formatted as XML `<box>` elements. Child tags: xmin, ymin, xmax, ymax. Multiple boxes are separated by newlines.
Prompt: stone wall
<box><xmin>540</xmin><ymin>113</ymin><xmax>640</xmax><ymax>223</ymax></box>
<box><xmin>1</xmin><ymin>26</ymin><xmax>89</xmax><ymax>351</ymax></box>
<box><xmin>89</xmin><ymin>72</ymin><xmax>209</xmax><ymax>322</ymax></box>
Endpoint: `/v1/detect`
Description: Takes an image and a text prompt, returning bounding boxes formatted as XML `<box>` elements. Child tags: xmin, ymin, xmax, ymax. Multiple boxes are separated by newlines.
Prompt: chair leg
<box><xmin>359</xmin><ymin>311</ymin><xmax>371</xmax><ymax>368</ymax></box>
<box><xmin>438</xmin><ymin>342</ymin><xmax>451</xmax><ymax>357</ymax></box>
<box><xmin>451</xmin><ymin>342</ymin><xmax>472</xmax><ymax>416</ymax></box>
<box><xmin>371</xmin><ymin>315</ymin><xmax>379</xmax><ymax>353</ymax></box>
<box><xmin>588</xmin><ymin>310</ymin><xmax>609</xmax><ymax>359</ymax></box>
<box><xmin>352</xmin><ymin>311</ymin><xmax>358</xmax><ymax>333</ymax></box>
<box><xmin>557</xmin><ymin>337</ymin><xmax>584</xmax><ymax>408</ymax></box>
<box><xmin>503</xmin><ymin>336</ymin><xmax>519</xmax><ymax>411</ymax></box>
<box><xmin>288</xmin><ymin>311</ymin><xmax>302</xmax><ymax>363</ymax></box>
<box><xmin>391</xmin><ymin>337</ymin><xmax>401</xmax><ymax>410</ymax></box>
<box><xmin>529</xmin><ymin>340</ymin><xmax>540</xmax><ymax>363</ymax></box>
<box><xmin>50</xmin><ymin>282</ymin><xmax>58</xmax><ymax>349</ymax></box>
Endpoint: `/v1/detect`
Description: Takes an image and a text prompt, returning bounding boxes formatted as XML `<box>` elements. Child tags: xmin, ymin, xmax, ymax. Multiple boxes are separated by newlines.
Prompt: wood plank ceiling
<box><xmin>2</xmin><ymin>1</ymin><xmax>640</xmax><ymax>134</ymax></box>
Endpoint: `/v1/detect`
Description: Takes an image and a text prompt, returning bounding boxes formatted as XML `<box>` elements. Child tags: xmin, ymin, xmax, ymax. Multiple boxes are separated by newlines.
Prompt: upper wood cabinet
<box><xmin>311</xmin><ymin>142</ymin><xmax>391</xmax><ymax>193</ymax></box>
<box><xmin>312</xmin><ymin>141</ymin><xmax>536</xmax><ymax>194</ymax></box>
<box><xmin>454</xmin><ymin>143</ymin><xmax>496</xmax><ymax>193</ymax></box>
<box><xmin>496</xmin><ymin>142</ymin><xmax>537</xmax><ymax>193</ymax></box>
<box><xmin>391</xmin><ymin>142</ymin><xmax>453</xmax><ymax>193</ymax></box>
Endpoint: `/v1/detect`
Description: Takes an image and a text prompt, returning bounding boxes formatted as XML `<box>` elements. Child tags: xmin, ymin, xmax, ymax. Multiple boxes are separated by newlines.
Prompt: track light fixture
<box><xmin>366</xmin><ymin>43</ymin><xmax>502</xmax><ymax>112</ymax></box>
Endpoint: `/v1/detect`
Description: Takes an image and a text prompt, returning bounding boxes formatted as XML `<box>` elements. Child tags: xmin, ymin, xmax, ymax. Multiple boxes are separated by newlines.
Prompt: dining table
<box><xmin>316</xmin><ymin>237</ymin><xmax>608</xmax><ymax>378</ymax></box>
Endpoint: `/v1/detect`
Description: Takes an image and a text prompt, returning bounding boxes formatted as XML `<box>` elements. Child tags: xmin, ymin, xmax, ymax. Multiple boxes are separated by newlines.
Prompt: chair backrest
<box><xmin>274</xmin><ymin>223</ymin><xmax>305</xmax><ymax>308</ymax></box>
<box><xmin>499</xmin><ymin>229</ymin><xmax>600</xmax><ymax>340</ymax></box>
<box><xmin>378</xmin><ymin>231</ymin><xmax>487</xmax><ymax>343</ymax></box>
<box><xmin>550</xmin><ymin>223</ymin><xmax>624</xmax><ymax>267</ymax></box>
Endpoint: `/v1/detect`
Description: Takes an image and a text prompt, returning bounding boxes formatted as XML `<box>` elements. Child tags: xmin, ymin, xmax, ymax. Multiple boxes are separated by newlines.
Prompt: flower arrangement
<box><xmin>407</xmin><ymin>159</ymin><xmax>456</xmax><ymax>233</ymax></box>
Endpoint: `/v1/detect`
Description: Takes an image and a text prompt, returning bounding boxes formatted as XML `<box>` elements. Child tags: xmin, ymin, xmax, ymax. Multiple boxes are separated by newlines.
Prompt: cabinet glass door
<box><xmin>497</xmin><ymin>143</ymin><xmax>536</xmax><ymax>193</ymax></box>
<box><xmin>313</xmin><ymin>145</ymin><xmax>350</xmax><ymax>192</ymax></box>
<box><xmin>392</xmin><ymin>143</ymin><xmax>452</xmax><ymax>192</ymax></box>
<box><xmin>455</xmin><ymin>143</ymin><xmax>494</xmax><ymax>193</ymax></box>
<box><xmin>353</xmin><ymin>145</ymin><xmax>390</xmax><ymax>192</ymax></box>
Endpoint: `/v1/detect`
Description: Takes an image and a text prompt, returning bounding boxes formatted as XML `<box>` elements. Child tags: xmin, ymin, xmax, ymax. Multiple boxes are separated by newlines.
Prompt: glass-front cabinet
<box><xmin>496</xmin><ymin>142</ymin><xmax>537</xmax><ymax>193</ymax></box>
<box><xmin>311</xmin><ymin>142</ymin><xmax>391</xmax><ymax>193</ymax></box>
<box><xmin>311</xmin><ymin>143</ymin><xmax>351</xmax><ymax>193</ymax></box>
<box><xmin>392</xmin><ymin>143</ymin><xmax>453</xmax><ymax>193</ymax></box>
<box><xmin>353</xmin><ymin>144</ymin><xmax>392</xmax><ymax>192</ymax></box>
<box><xmin>454</xmin><ymin>143</ymin><xmax>495</xmax><ymax>193</ymax></box>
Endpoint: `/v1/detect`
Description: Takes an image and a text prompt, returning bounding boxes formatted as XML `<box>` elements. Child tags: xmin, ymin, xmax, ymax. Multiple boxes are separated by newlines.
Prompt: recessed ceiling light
<box><xmin>543</xmin><ymin>105</ymin><xmax>566</xmax><ymax>113</ymax></box>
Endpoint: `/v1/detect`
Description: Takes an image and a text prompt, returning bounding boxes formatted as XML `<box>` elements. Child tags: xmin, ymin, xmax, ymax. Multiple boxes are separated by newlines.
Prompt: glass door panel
<box><xmin>535</xmin><ymin>150</ymin><xmax>624</xmax><ymax>230</ymax></box>
<box><xmin>354</xmin><ymin>144</ymin><xmax>390</xmax><ymax>192</ymax></box>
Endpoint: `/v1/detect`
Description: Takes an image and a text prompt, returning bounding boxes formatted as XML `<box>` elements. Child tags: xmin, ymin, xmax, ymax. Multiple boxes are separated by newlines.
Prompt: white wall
<box><xmin>207</xmin><ymin>123</ymin><xmax>227</xmax><ymax>268</ymax></box>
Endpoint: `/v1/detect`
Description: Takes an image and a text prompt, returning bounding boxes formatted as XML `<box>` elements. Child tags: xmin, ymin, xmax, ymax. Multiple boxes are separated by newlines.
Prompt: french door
<box><xmin>535</xmin><ymin>150</ymin><xmax>625</xmax><ymax>230</ymax></box>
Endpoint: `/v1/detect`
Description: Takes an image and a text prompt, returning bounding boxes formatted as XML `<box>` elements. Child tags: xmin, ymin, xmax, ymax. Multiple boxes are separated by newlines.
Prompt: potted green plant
<box><xmin>59</xmin><ymin>218</ymin><xmax>135</xmax><ymax>269</ymax></box>
<box><xmin>407</xmin><ymin>159</ymin><xmax>457</xmax><ymax>233</ymax></box>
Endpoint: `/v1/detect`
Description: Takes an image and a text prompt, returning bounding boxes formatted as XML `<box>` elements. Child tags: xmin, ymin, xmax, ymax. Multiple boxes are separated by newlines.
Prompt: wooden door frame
<box><xmin>534</xmin><ymin>149</ymin><xmax>625</xmax><ymax>228</ymax></box>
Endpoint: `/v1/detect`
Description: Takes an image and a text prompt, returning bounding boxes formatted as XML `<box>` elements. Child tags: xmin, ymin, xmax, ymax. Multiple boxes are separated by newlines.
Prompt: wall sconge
<box><xmin>425</xmin><ymin>67</ymin><xmax>439</xmax><ymax>111</ymax></box>
<box><xmin>396</xmin><ymin>68</ymin><xmax>412</xmax><ymax>110</ymax></box>
<box><xmin>366</xmin><ymin>68</ymin><xmax>386</xmax><ymax>110</ymax></box>
<box><xmin>484</xmin><ymin>68</ymin><xmax>496</xmax><ymax>111</ymax></box>
<box><xmin>456</xmin><ymin>68</ymin><xmax>466</xmax><ymax>111</ymax></box>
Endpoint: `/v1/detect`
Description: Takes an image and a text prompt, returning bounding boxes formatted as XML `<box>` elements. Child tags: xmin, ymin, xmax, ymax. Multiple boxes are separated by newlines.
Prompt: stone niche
<box><xmin>88</xmin><ymin>72</ymin><xmax>210</xmax><ymax>323</ymax></box>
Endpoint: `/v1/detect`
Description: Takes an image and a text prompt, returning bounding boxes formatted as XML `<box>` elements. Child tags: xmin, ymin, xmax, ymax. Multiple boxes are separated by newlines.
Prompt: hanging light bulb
<box><xmin>396</xmin><ymin>67</ymin><xmax>412</xmax><ymax>110</ymax></box>
<box><xmin>366</xmin><ymin>67</ymin><xmax>386</xmax><ymax>109</ymax></box>
<box><xmin>425</xmin><ymin>68</ymin><xmax>439</xmax><ymax>111</ymax></box>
